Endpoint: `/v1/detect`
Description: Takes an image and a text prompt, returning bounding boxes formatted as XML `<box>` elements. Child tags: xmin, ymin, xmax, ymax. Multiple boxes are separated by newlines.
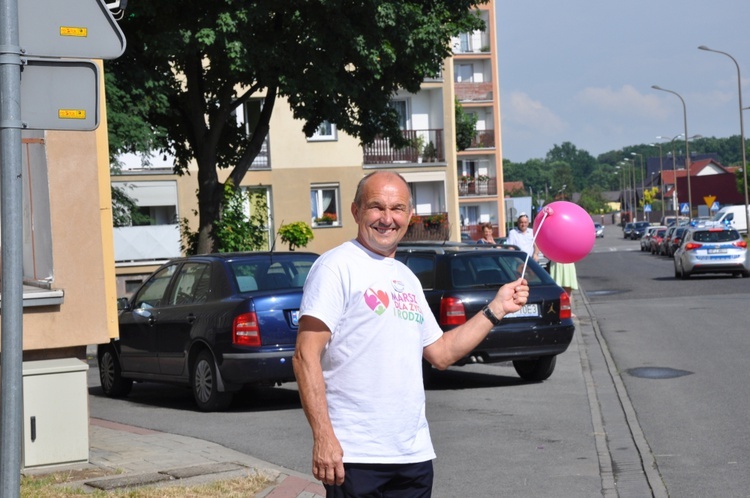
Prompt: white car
<box><xmin>673</xmin><ymin>227</ymin><xmax>749</xmax><ymax>279</ymax></box>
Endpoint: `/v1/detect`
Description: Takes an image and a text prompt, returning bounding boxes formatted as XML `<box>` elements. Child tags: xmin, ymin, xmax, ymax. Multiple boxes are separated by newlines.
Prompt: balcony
<box><xmin>455</xmin><ymin>82</ymin><xmax>493</xmax><ymax>103</ymax></box>
<box><xmin>363</xmin><ymin>129</ymin><xmax>445</xmax><ymax>165</ymax></box>
<box><xmin>466</xmin><ymin>130</ymin><xmax>495</xmax><ymax>150</ymax></box>
<box><xmin>113</xmin><ymin>224</ymin><xmax>181</xmax><ymax>264</ymax></box>
<box><xmin>402</xmin><ymin>213</ymin><xmax>450</xmax><ymax>242</ymax></box>
<box><xmin>458</xmin><ymin>176</ymin><xmax>498</xmax><ymax>197</ymax></box>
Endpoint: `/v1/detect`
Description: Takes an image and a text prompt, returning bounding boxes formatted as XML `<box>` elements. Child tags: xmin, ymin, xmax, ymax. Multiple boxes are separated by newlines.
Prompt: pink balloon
<box><xmin>533</xmin><ymin>201</ymin><xmax>595</xmax><ymax>263</ymax></box>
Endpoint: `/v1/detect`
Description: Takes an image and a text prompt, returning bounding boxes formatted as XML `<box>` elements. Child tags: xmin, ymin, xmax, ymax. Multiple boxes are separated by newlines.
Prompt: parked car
<box><xmin>665</xmin><ymin>227</ymin><xmax>688</xmax><ymax>257</ymax></box>
<box><xmin>650</xmin><ymin>227</ymin><xmax>668</xmax><ymax>254</ymax></box>
<box><xmin>623</xmin><ymin>222</ymin><xmax>634</xmax><ymax>239</ymax></box>
<box><xmin>673</xmin><ymin>227</ymin><xmax>749</xmax><ymax>279</ymax></box>
<box><xmin>98</xmin><ymin>252</ymin><xmax>319</xmax><ymax>411</ymax></box>
<box><xmin>660</xmin><ymin>226</ymin><xmax>678</xmax><ymax>256</ymax></box>
<box><xmin>661</xmin><ymin>215</ymin><xmax>689</xmax><ymax>227</ymax></box>
<box><xmin>594</xmin><ymin>223</ymin><xmax>604</xmax><ymax>238</ymax></box>
<box><xmin>640</xmin><ymin>226</ymin><xmax>659</xmax><ymax>251</ymax></box>
<box><xmin>630</xmin><ymin>221</ymin><xmax>651</xmax><ymax>240</ymax></box>
<box><xmin>461</xmin><ymin>232</ymin><xmax>473</xmax><ymax>243</ymax></box>
<box><xmin>395</xmin><ymin>244</ymin><xmax>575</xmax><ymax>383</ymax></box>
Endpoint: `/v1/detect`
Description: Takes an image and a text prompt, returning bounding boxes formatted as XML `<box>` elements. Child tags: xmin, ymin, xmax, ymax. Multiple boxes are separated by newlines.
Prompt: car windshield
<box><xmin>450</xmin><ymin>253</ymin><xmax>553</xmax><ymax>288</ymax></box>
<box><xmin>692</xmin><ymin>230</ymin><xmax>740</xmax><ymax>243</ymax></box>
<box><xmin>230</xmin><ymin>256</ymin><xmax>316</xmax><ymax>291</ymax></box>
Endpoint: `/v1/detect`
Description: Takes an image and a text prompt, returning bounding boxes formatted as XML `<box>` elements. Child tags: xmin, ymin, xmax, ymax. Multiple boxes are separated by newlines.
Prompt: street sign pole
<box><xmin>0</xmin><ymin>0</ymin><xmax>26</xmax><ymax>494</ymax></box>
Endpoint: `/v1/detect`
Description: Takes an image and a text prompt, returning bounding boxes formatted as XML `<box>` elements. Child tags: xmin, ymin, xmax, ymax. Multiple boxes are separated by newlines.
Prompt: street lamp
<box><xmin>649</xmin><ymin>142</ymin><xmax>666</xmax><ymax>221</ymax></box>
<box><xmin>620</xmin><ymin>158</ymin><xmax>636</xmax><ymax>221</ymax></box>
<box><xmin>631</xmin><ymin>152</ymin><xmax>646</xmax><ymax>221</ymax></box>
<box><xmin>652</xmin><ymin>85</ymin><xmax>693</xmax><ymax>219</ymax></box>
<box><xmin>698</xmin><ymin>45</ymin><xmax>750</xmax><ymax>236</ymax></box>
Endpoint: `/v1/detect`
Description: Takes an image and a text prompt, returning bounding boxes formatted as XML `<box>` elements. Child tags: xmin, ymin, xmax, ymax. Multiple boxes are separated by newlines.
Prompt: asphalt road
<box><xmin>87</xmin><ymin>224</ymin><xmax>750</xmax><ymax>497</ymax></box>
<box><xmin>580</xmin><ymin>225</ymin><xmax>750</xmax><ymax>497</ymax></box>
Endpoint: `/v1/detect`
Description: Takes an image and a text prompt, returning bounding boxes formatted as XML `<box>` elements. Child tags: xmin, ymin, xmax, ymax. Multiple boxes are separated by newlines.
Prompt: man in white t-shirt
<box><xmin>506</xmin><ymin>212</ymin><xmax>539</xmax><ymax>261</ymax></box>
<box><xmin>293</xmin><ymin>171</ymin><xmax>529</xmax><ymax>497</ymax></box>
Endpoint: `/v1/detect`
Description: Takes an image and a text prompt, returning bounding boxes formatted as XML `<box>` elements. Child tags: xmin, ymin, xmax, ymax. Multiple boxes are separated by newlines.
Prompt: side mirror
<box><xmin>117</xmin><ymin>297</ymin><xmax>130</xmax><ymax>311</ymax></box>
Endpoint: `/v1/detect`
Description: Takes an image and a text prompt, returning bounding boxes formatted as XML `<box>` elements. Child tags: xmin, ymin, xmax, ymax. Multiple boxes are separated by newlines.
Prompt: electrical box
<box><xmin>22</xmin><ymin>358</ymin><xmax>89</xmax><ymax>468</ymax></box>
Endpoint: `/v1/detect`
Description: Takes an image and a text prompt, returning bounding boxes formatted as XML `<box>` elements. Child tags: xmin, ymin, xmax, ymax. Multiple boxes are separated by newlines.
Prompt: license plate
<box><xmin>503</xmin><ymin>304</ymin><xmax>539</xmax><ymax>319</ymax></box>
<box><xmin>708</xmin><ymin>248</ymin><xmax>727</xmax><ymax>254</ymax></box>
<box><xmin>291</xmin><ymin>310</ymin><xmax>300</xmax><ymax>326</ymax></box>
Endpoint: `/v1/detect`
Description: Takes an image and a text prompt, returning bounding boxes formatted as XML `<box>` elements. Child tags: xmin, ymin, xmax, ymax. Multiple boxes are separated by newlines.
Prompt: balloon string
<box><xmin>520</xmin><ymin>210</ymin><xmax>549</xmax><ymax>281</ymax></box>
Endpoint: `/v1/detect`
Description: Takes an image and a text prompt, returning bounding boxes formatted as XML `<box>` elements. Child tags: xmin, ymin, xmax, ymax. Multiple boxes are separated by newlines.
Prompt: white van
<box><xmin>712</xmin><ymin>205</ymin><xmax>750</xmax><ymax>234</ymax></box>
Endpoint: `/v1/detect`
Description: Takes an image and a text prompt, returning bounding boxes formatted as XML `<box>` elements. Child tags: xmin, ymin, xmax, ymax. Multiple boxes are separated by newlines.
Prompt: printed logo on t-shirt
<box><xmin>364</xmin><ymin>288</ymin><xmax>389</xmax><ymax>315</ymax></box>
<box><xmin>391</xmin><ymin>290</ymin><xmax>425</xmax><ymax>324</ymax></box>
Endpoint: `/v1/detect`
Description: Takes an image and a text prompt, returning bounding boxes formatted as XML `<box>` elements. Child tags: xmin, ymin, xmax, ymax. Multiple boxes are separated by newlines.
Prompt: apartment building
<box><xmin>112</xmin><ymin>1</ymin><xmax>504</xmax><ymax>292</ymax></box>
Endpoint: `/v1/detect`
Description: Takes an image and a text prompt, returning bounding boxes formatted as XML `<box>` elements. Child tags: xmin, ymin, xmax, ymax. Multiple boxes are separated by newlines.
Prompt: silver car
<box><xmin>673</xmin><ymin>226</ymin><xmax>749</xmax><ymax>279</ymax></box>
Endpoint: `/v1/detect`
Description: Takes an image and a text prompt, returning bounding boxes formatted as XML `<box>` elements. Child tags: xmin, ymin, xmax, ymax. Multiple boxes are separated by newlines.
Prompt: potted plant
<box><xmin>278</xmin><ymin>221</ymin><xmax>314</xmax><ymax>251</ymax></box>
<box><xmin>422</xmin><ymin>141</ymin><xmax>438</xmax><ymax>162</ymax></box>
<box><xmin>314</xmin><ymin>212</ymin><xmax>337</xmax><ymax>225</ymax></box>
<box><xmin>411</xmin><ymin>135</ymin><xmax>425</xmax><ymax>163</ymax></box>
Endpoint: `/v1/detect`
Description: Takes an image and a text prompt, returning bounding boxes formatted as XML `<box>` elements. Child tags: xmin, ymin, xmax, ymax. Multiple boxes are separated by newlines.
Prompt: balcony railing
<box><xmin>458</xmin><ymin>176</ymin><xmax>498</xmax><ymax>197</ymax></box>
<box><xmin>467</xmin><ymin>130</ymin><xmax>495</xmax><ymax>149</ymax></box>
<box><xmin>402</xmin><ymin>212</ymin><xmax>450</xmax><ymax>241</ymax></box>
<box><xmin>363</xmin><ymin>129</ymin><xmax>445</xmax><ymax>165</ymax></box>
<box><xmin>114</xmin><ymin>224</ymin><xmax>181</xmax><ymax>263</ymax></box>
<box><xmin>455</xmin><ymin>82</ymin><xmax>493</xmax><ymax>102</ymax></box>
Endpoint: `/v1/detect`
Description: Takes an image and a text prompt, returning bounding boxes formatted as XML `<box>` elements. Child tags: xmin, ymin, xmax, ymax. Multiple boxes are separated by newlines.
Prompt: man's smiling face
<box><xmin>352</xmin><ymin>172</ymin><xmax>413</xmax><ymax>258</ymax></box>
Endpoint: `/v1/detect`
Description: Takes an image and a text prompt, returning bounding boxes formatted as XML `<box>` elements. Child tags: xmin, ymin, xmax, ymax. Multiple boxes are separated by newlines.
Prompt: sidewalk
<box><xmin>24</xmin><ymin>417</ymin><xmax>326</xmax><ymax>497</ymax></box>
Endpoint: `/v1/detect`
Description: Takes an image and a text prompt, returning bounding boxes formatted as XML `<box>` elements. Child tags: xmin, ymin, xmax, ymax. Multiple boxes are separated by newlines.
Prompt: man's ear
<box><xmin>351</xmin><ymin>202</ymin><xmax>360</xmax><ymax>223</ymax></box>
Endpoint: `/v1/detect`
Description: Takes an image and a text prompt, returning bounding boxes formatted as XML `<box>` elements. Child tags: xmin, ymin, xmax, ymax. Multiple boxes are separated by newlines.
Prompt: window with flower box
<box><xmin>311</xmin><ymin>184</ymin><xmax>340</xmax><ymax>227</ymax></box>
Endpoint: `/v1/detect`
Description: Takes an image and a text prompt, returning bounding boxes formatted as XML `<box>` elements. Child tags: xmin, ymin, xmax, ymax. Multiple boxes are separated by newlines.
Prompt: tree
<box><xmin>455</xmin><ymin>98</ymin><xmax>477</xmax><ymax>151</ymax></box>
<box><xmin>106</xmin><ymin>1</ymin><xmax>486</xmax><ymax>253</ymax></box>
<box><xmin>577</xmin><ymin>186</ymin><xmax>607</xmax><ymax>214</ymax></box>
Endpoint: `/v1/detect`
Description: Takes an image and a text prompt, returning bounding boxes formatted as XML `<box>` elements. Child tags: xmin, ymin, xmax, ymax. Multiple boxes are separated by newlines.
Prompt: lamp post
<box><xmin>649</xmin><ymin>142</ymin><xmax>666</xmax><ymax>221</ymax></box>
<box><xmin>652</xmin><ymin>85</ymin><xmax>693</xmax><ymax>219</ymax></box>
<box><xmin>620</xmin><ymin>158</ymin><xmax>636</xmax><ymax>221</ymax></box>
<box><xmin>699</xmin><ymin>46</ymin><xmax>750</xmax><ymax>235</ymax></box>
<box><xmin>631</xmin><ymin>152</ymin><xmax>646</xmax><ymax>221</ymax></box>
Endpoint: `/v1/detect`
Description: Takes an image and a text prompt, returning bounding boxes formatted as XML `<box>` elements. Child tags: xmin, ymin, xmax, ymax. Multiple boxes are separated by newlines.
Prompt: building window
<box><xmin>311</xmin><ymin>184</ymin><xmax>340</xmax><ymax>227</ymax></box>
<box><xmin>307</xmin><ymin>121</ymin><xmax>337</xmax><ymax>142</ymax></box>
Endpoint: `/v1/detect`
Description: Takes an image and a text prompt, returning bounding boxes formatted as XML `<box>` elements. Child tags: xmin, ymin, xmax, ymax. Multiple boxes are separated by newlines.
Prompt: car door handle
<box><xmin>186</xmin><ymin>314</ymin><xmax>196</xmax><ymax>324</ymax></box>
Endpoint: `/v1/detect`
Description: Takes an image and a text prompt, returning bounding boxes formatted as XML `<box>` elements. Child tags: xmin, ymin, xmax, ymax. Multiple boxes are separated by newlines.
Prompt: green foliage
<box><xmin>181</xmin><ymin>183</ymin><xmax>268</xmax><ymax>255</ymax></box>
<box><xmin>577</xmin><ymin>187</ymin><xmax>608</xmax><ymax>214</ymax></box>
<box><xmin>641</xmin><ymin>187</ymin><xmax>659</xmax><ymax>207</ymax></box>
<box><xmin>422</xmin><ymin>141</ymin><xmax>438</xmax><ymax>161</ymax></box>
<box><xmin>455</xmin><ymin>99</ymin><xmax>477</xmax><ymax>151</ymax></box>
<box><xmin>106</xmin><ymin>1</ymin><xmax>487</xmax><ymax>253</ymax></box>
<box><xmin>278</xmin><ymin>222</ymin><xmax>314</xmax><ymax>251</ymax></box>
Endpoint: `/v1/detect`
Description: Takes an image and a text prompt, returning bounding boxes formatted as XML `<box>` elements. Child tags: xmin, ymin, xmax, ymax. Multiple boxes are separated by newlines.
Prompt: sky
<box><xmin>495</xmin><ymin>0</ymin><xmax>750</xmax><ymax>163</ymax></box>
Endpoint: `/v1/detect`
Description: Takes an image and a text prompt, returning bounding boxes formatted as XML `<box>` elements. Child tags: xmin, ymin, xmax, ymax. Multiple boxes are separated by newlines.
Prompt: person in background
<box><xmin>476</xmin><ymin>222</ymin><xmax>495</xmax><ymax>244</ymax></box>
<box><xmin>293</xmin><ymin>171</ymin><xmax>529</xmax><ymax>497</ymax></box>
<box><xmin>506</xmin><ymin>213</ymin><xmax>539</xmax><ymax>261</ymax></box>
<box><xmin>549</xmin><ymin>261</ymin><xmax>578</xmax><ymax>310</ymax></box>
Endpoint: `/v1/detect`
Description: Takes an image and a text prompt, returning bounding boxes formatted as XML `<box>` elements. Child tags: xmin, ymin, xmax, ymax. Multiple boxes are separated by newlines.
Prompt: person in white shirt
<box><xmin>293</xmin><ymin>171</ymin><xmax>529</xmax><ymax>497</ymax></box>
<box><xmin>506</xmin><ymin>212</ymin><xmax>539</xmax><ymax>261</ymax></box>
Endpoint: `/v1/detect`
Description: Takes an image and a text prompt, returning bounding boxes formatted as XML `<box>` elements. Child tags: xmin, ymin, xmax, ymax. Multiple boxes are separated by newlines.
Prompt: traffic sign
<box><xmin>711</xmin><ymin>201</ymin><xmax>720</xmax><ymax>211</ymax></box>
<box><xmin>680</xmin><ymin>203</ymin><xmax>689</xmax><ymax>214</ymax></box>
<box><xmin>704</xmin><ymin>195</ymin><xmax>716</xmax><ymax>209</ymax></box>
<box><xmin>18</xmin><ymin>0</ymin><xmax>126</xmax><ymax>59</ymax></box>
<box><xmin>644</xmin><ymin>204</ymin><xmax>652</xmax><ymax>212</ymax></box>
<box><xmin>20</xmin><ymin>58</ymin><xmax>99</xmax><ymax>131</ymax></box>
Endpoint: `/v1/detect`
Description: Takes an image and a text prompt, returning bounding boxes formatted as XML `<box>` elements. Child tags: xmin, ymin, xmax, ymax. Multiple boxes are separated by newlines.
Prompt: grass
<box><xmin>21</xmin><ymin>469</ymin><xmax>271</xmax><ymax>497</ymax></box>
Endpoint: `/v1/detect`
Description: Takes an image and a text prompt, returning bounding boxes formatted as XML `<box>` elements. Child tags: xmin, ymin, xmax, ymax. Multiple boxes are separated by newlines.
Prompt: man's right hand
<box><xmin>312</xmin><ymin>434</ymin><xmax>345</xmax><ymax>485</ymax></box>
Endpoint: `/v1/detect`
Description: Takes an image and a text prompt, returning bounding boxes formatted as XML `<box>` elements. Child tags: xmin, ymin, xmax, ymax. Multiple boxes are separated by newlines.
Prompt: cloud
<box><xmin>503</xmin><ymin>91</ymin><xmax>566</xmax><ymax>134</ymax></box>
<box><xmin>575</xmin><ymin>84</ymin><xmax>668</xmax><ymax>120</ymax></box>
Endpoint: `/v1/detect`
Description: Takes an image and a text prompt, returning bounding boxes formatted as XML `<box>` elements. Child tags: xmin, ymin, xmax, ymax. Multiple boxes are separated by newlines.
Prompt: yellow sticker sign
<box><xmin>704</xmin><ymin>195</ymin><xmax>716</xmax><ymax>208</ymax></box>
<box><xmin>60</xmin><ymin>26</ymin><xmax>88</xmax><ymax>37</ymax></box>
<box><xmin>58</xmin><ymin>109</ymin><xmax>86</xmax><ymax>120</ymax></box>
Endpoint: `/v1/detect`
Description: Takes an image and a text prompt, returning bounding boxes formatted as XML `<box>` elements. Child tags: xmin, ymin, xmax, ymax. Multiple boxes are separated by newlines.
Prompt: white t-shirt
<box><xmin>507</xmin><ymin>227</ymin><xmax>535</xmax><ymax>256</ymax></box>
<box><xmin>300</xmin><ymin>240</ymin><xmax>443</xmax><ymax>464</ymax></box>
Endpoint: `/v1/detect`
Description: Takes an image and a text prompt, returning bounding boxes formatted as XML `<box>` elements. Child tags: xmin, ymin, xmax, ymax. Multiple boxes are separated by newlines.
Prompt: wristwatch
<box><xmin>482</xmin><ymin>305</ymin><xmax>501</xmax><ymax>326</ymax></box>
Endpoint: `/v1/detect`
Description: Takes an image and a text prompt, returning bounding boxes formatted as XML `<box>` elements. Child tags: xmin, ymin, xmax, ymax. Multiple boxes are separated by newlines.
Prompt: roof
<box><xmin>504</xmin><ymin>181</ymin><xmax>526</xmax><ymax>194</ymax></box>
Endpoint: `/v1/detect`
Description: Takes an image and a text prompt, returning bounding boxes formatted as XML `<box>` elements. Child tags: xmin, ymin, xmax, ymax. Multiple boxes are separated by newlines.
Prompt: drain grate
<box><xmin>626</xmin><ymin>367</ymin><xmax>693</xmax><ymax>379</ymax></box>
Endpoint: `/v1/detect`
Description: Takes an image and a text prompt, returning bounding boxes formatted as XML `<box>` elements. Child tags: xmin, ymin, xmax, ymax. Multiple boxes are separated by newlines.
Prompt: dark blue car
<box><xmin>98</xmin><ymin>252</ymin><xmax>318</xmax><ymax>411</ymax></box>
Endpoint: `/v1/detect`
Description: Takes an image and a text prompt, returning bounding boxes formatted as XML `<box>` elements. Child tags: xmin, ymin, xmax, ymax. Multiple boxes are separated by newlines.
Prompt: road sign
<box><xmin>680</xmin><ymin>203</ymin><xmax>689</xmax><ymax>214</ymax></box>
<box><xmin>18</xmin><ymin>0</ymin><xmax>126</xmax><ymax>59</ymax></box>
<box><xmin>704</xmin><ymin>195</ymin><xmax>716</xmax><ymax>209</ymax></box>
<box><xmin>711</xmin><ymin>201</ymin><xmax>720</xmax><ymax>211</ymax></box>
<box><xmin>644</xmin><ymin>204</ymin><xmax>652</xmax><ymax>213</ymax></box>
<box><xmin>20</xmin><ymin>58</ymin><xmax>99</xmax><ymax>131</ymax></box>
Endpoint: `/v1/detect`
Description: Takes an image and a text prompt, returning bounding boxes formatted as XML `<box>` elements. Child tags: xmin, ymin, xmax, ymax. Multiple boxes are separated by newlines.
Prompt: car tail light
<box><xmin>734</xmin><ymin>240</ymin><xmax>748</xmax><ymax>248</ymax></box>
<box><xmin>559</xmin><ymin>292</ymin><xmax>571</xmax><ymax>320</ymax></box>
<box><xmin>233</xmin><ymin>312</ymin><xmax>261</xmax><ymax>346</ymax></box>
<box><xmin>684</xmin><ymin>242</ymin><xmax>703</xmax><ymax>251</ymax></box>
<box><xmin>440</xmin><ymin>297</ymin><xmax>466</xmax><ymax>326</ymax></box>
<box><xmin>673</xmin><ymin>238</ymin><xmax>681</xmax><ymax>246</ymax></box>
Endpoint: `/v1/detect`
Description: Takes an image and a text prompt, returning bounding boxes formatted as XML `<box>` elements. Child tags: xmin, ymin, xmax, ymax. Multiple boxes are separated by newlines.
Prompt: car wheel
<box><xmin>680</xmin><ymin>264</ymin><xmax>690</xmax><ymax>280</ymax></box>
<box><xmin>98</xmin><ymin>345</ymin><xmax>132</xmax><ymax>398</ymax></box>
<box><xmin>192</xmin><ymin>350</ymin><xmax>233</xmax><ymax>412</ymax></box>
<box><xmin>513</xmin><ymin>355</ymin><xmax>556</xmax><ymax>382</ymax></box>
